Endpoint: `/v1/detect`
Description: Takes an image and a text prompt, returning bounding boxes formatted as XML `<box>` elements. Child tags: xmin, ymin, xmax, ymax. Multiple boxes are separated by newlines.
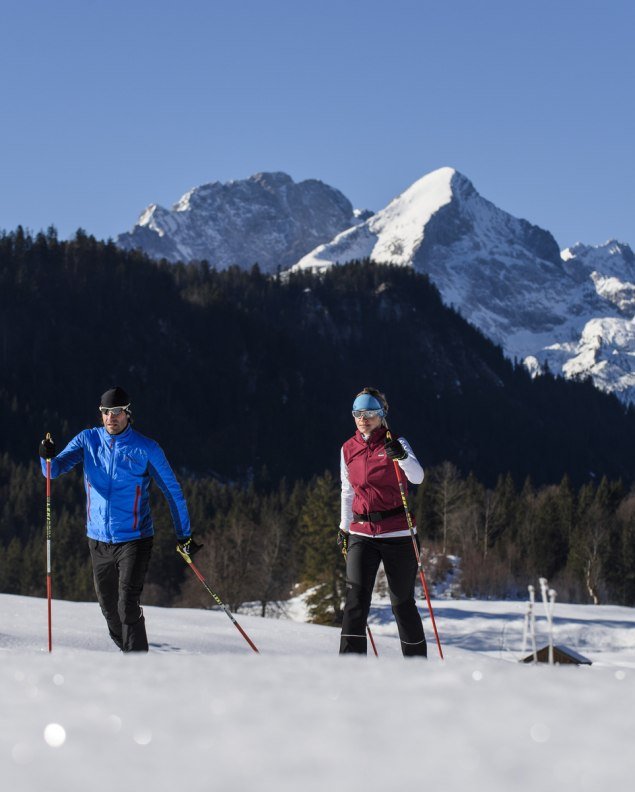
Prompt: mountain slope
<box><xmin>543</xmin><ymin>242</ymin><xmax>635</xmax><ymax>398</ymax></box>
<box><xmin>116</xmin><ymin>172</ymin><xmax>368</xmax><ymax>273</ymax></box>
<box><xmin>294</xmin><ymin>168</ymin><xmax>589</xmax><ymax>355</ymax></box>
<box><xmin>293</xmin><ymin>169</ymin><xmax>635</xmax><ymax>401</ymax></box>
<box><xmin>115</xmin><ymin>166</ymin><xmax>635</xmax><ymax>400</ymax></box>
<box><xmin>3</xmin><ymin>232</ymin><xmax>635</xmax><ymax>486</ymax></box>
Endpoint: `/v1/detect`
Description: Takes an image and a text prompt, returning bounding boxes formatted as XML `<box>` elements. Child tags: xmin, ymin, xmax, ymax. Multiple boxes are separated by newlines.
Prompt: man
<box><xmin>39</xmin><ymin>386</ymin><xmax>197</xmax><ymax>652</ymax></box>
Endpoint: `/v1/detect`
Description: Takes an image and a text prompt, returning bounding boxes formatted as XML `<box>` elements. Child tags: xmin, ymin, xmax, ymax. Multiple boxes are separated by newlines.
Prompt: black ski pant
<box><xmin>340</xmin><ymin>534</ymin><xmax>427</xmax><ymax>657</ymax></box>
<box><xmin>89</xmin><ymin>537</ymin><xmax>153</xmax><ymax>652</ymax></box>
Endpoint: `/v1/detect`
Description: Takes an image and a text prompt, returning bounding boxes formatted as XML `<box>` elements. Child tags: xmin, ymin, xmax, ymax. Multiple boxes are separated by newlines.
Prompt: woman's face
<box><xmin>354</xmin><ymin>411</ymin><xmax>383</xmax><ymax>435</ymax></box>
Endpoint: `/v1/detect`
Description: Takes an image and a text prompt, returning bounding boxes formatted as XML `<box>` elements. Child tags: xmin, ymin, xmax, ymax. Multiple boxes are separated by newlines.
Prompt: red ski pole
<box><xmin>367</xmin><ymin>622</ymin><xmax>379</xmax><ymax>657</ymax></box>
<box><xmin>177</xmin><ymin>546</ymin><xmax>260</xmax><ymax>654</ymax></box>
<box><xmin>45</xmin><ymin>433</ymin><xmax>53</xmax><ymax>652</ymax></box>
<box><xmin>386</xmin><ymin>431</ymin><xmax>444</xmax><ymax>660</ymax></box>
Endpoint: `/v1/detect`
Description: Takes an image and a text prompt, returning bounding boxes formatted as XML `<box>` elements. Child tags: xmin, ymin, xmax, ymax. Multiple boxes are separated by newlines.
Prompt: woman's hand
<box><xmin>384</xmin><ymin>438</ymin><xmax>407</xmax><ymax>461</ymax></box>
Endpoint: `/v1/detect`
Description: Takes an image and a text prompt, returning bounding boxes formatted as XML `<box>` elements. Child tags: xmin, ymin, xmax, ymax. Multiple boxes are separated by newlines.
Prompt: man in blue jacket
<box><xmin>39</xmin><ymin>386</ymin><xmax>196</xmax><ymax>652</ymax></box>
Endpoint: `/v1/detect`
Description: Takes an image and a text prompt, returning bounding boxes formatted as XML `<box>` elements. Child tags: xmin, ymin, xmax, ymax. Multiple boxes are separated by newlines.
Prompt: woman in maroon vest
<box><xmin>338</xmin><ymin>387</ymin><xmax>427</xmax><ymax>656</ymax></box>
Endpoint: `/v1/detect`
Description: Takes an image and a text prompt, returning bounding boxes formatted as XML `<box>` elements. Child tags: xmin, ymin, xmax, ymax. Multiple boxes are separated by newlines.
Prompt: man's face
<box><xmin>100</xmin><ymin>407</ymin><xmax>130</xmax><ymax>435</ymax></box>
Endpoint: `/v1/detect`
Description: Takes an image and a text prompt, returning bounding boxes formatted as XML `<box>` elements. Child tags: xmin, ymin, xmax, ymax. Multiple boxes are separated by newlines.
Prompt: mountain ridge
<box><xmin>117</xmin><ymin>171</ymin><xmax>368</xmax><ymax>273</ymax></box>
<box><xmin>293</xmin><ymin>169</ymin><xmax>635</xmax><ymax>402</ymax></box>
<box><xmin>115</xmin><ymin>167</ymin><xmax>635</xmax><ymax>402</ymax></box>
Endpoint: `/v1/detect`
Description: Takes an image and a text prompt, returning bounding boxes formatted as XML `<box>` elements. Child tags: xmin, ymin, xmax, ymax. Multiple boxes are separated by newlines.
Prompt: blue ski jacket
<box><xmin>40</xmin><ymin>426</ymin><xmax>191</xmax><ymax>543</ymax></box>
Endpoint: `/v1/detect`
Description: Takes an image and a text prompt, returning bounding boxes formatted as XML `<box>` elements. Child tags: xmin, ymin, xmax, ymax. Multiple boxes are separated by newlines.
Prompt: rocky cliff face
<box><xmin>117</xmin><ymin>172</ymin><xmax>368</xmax><ymax>273</ymax></box>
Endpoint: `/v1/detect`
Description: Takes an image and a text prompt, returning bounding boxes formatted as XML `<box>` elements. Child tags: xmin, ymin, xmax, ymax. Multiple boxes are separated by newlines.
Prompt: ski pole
<box><xmin>522</xmin><ymin>584</ymin><xmax>538</xmax><ymax>661</ymax></box>
<box><xmin>341</xmin><ymin>535</ymin><xmax>379</xmax><ymax>657</ymax></box>
<box><xmin>45</xmin><ymin>433</ymin><xmax>53</xmax><ymax>653</ymax></box>
<box><xmin>176</xmin><ymin>545</ymin><xmax>259</xmax><ymax>653</ymax></box>
<box><xmin>539</xmin><ymin>577</ymin><xmax>556</xmax><ymax>665</ymax></box>
<box><xmin>386</xmin><ymin>431</ymin><xmax>444</xmax><ymax>659</ymax></box>
<box><xmin>367</xmin><ymin>621</ymin><xmax>379</xmax><ymax>657</ymax></box>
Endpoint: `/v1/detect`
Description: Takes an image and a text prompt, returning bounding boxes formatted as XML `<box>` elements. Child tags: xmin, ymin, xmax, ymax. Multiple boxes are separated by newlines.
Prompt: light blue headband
<box><xmin>352</xmin><ymin>394</ymin><xmax>385</xmax><ymax>417</ymax></box>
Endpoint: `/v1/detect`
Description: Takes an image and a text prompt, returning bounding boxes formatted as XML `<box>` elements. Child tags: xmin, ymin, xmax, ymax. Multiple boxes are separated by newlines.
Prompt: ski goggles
<box><xmin>352</xmin><ymin>409</ymin><xmax>384</xmax><ymax>419</ymax></box>
<box><xmin>99</xmin><ymin>405</ymin><xmax>130</xmax><ymax>416</ymax></box>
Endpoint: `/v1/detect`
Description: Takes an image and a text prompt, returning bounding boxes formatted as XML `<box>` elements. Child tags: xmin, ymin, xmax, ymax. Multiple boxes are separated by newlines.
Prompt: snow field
<box><xmin>1</xmin><ymin>594</ymin><xmax>634</xmax><ymax>792</ymax></box>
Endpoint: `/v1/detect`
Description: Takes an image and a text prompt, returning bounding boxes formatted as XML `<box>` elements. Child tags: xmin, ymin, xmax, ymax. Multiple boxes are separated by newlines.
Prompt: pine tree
<box><xmin>299</xmin><ymin>471</ymin><xmax>344</xmax><ymax>625</ymax></box>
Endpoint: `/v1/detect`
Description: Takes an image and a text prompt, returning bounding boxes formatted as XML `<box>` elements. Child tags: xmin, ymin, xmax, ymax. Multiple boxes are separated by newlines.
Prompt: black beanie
<box><xmin>100</xmin><ymin>386</ymin><xmax>130</xmax><ymax>408</ymax></box>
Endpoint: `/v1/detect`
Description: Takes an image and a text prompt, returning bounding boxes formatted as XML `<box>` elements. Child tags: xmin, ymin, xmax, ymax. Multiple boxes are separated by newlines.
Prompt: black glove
<box><xmin>177</xmin><ymin>535</ymin><xmax>203</xmax><ymax>557</ymax></box>
<box><xmin>337</xmin><ymin>529</ymin><xmax>349</xmax><ymax>557</ymax></box>
<box><xmin>39</xmin><ymin>435</ymin><xmax>56</xmax><ymax>460</ymax></box>
<box><xmin>384</xmin><ymin>437</ymin><xmax>407</xmax><ymax>461</ymax></box>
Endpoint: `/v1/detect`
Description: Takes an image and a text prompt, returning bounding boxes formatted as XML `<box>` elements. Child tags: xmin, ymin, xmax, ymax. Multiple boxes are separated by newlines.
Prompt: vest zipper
<box><xmin>365</xmin><ymin>441</ymin><xmax>377</xmax><ymax>535</ymax></box>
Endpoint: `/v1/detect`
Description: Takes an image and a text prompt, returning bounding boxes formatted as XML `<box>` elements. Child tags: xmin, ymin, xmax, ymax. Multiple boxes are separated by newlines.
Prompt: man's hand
<box><xmin>337</xmin><ymin>529</ymin><xmax>349</xmax><ymax>558</ymax></box>
<box><xmin>177</xmin><ymin>535</ymin><xmax>203</xmax><ymax>557</ymax></box>
<box><xmin>39</xmin><ymin>435</ymin><xmax>56</xmax><ymax>460</ymax></box>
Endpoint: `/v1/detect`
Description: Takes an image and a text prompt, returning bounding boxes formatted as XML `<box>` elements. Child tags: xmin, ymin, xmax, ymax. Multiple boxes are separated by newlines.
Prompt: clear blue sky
<box><xmin>1</xmin><ymin>0</ymin><xmax>633</xmax><ymax>250</ymax></box>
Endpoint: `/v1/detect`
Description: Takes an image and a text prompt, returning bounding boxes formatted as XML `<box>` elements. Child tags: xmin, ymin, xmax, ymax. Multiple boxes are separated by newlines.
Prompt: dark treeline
<box><xmin>2</xmin><ymin>228</ymin><xmax>635</xmax><ymax>613</ymax></box>
<box><xmin>2</xmin><ymin>227</ymin><xmax>635</xmax><ymax>486</ymax></box>
<box><xmin>2</xmin><ymin>455</ymin><xmax>635</xmax><ymax>615</ymax></box>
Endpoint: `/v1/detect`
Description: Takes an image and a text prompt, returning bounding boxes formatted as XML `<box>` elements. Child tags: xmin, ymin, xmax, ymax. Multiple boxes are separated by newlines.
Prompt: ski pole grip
<box><xmin>385</xmin><ymin>430</ymin><xmax>405</xmax><ymax>484</ymax></box>
<box><xmin>176</xmin><ymin>545</ymin><xmax>193</xmax><ymax>564</ymax></box>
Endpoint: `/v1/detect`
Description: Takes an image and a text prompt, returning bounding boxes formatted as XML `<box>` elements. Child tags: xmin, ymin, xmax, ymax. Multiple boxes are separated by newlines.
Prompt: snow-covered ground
<box><xmin>2</xmin><ymin>592</ymin><xmax>635</xmax><ymax>791</ymax></box>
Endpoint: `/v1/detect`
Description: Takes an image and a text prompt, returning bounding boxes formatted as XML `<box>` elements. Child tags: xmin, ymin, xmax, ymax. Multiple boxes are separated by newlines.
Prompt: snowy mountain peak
<box><xmin>377</xmin><ymin>166</ymin><xmax>456</xmax><ymax>222</ymax></box>
<box><xmin>562</xmin><ymin>240</ymin><xmax>635</xmax><ymax>278</ymax></box>
<box><xmin>116</xmin><ymin>172</ymin><xmax>365</xmax><ymax>273</ymax></box>
<box><xmin>293</xmin><ymin>166</ymin><xmax>562</xmax><ymax>276</ymax></box>
<box><xmin>385</xmin><ymin>167</ymin><xmax>486</xmax><ymax>212</ymax></box>
<box><xmin>294</xmin><ymin>169</ymin><xmax>635</xmax><ymax>400</ymax></box>
<box><xmin>371</xmin><ymin>167</ymin><xmax>481</xmax><ymax>230</ymax></box>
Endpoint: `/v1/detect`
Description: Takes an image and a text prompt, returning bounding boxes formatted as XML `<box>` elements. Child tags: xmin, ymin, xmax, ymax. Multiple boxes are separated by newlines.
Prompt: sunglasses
<box><xmin>352</xmin><ymin>409</ymin><xmax>383</xmax><ymax>419</ymax></box>
<box><xmin>99</xmin><ymin>405</ymin><xmax>129</xmax><ymax>416</ymax></box>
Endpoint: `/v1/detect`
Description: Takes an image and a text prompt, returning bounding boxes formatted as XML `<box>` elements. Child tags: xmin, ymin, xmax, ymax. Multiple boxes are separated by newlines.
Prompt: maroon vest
<box><xmin>342</xmin><ymin>426</ymin><xmax>411</xmax><ymax>536</ymax></box>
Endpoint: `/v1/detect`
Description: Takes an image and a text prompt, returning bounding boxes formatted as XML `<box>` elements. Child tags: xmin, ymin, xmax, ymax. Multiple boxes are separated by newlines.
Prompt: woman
<box><xmin>339</xmin><ymin>387</ymin><xmax>427</xmax><ymax>657</ymax></box>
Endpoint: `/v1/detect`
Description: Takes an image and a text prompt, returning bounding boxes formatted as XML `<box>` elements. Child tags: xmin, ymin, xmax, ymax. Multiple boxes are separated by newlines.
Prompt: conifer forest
<box><xmin>2</xmin><ymin>229</ymin><xmax>635</xmax><ymax>616</ymax></box>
